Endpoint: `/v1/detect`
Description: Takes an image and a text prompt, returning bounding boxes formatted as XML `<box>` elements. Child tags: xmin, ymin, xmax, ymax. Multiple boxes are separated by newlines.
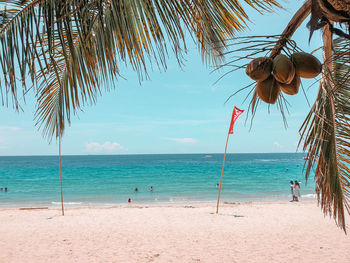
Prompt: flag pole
<box><xmin>216</xmin><ymin>106</ymin><xmax>244</xmax><ymax>214</ymax></box>
<box><xmin>216</xmin><ymin>132</ymin><xmax>230</xmax><ymax>214</ymax></box>
<box><xmin>59</xmin><ymin>134</ymin><xmax>64</xmax><ymax>216</ymax></box>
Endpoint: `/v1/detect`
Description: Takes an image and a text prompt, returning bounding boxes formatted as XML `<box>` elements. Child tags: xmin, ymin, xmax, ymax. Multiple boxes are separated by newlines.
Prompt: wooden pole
<box><xmin>59</xmin><ymin>135</ymin><xmax>64</xmax><ymax>216</ymax></box>
<box><xmin>216</xmin><ymin>133</ymin><xmax>230</xmax><ymax>214</ymax></box>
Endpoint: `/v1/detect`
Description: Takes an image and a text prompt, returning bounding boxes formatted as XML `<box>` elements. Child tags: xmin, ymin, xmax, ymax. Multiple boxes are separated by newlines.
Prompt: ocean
<box><xmin>0</xmin><ymin>153</ymin><xmax>315</xmax><ymax>207</ymax></box>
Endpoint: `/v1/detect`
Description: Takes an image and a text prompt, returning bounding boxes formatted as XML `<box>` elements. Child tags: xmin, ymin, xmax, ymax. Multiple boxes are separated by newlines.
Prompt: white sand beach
<box><xmin>1</xmin><ymin>201</ymin><xmax>349</xmax><ymax>263</ymax></box>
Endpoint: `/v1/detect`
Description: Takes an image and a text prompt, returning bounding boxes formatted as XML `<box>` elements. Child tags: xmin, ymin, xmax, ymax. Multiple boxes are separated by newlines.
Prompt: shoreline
<box><xmin>0</xmin><ymin>196</ymin><xmax>317</xmax><ymax>209</ymax></box>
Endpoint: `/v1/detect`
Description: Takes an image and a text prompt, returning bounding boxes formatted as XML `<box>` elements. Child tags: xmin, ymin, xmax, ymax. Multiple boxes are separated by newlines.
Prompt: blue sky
<box><xmin>0</xmin><ymin>0</ymin><xmax>323</xmax><ymax>156</ymax></box>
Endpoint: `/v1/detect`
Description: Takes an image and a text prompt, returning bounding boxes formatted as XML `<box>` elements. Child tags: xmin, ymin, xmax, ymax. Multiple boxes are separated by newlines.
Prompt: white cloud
<box><xmin>151</xmin><ymin>119</ymin><xmax>215</xmax><ymax>126</ymax></box>
<box><xmin>85</xmin><ymin>141</ymin><xmax>124</xmax><ymax>153</ymax></box>
<box><xmin>273</xmin><ymin>141</ymin><xmax>282</xmax><ymax>148</ymax></box>
<box><xmin>0</xmin><ymin>126</ymin><xmax>20</xmax><ymax>132</ymax></box>
<box><xmin>168</xmin><ymin>138</ymin><xmax>197</xmax><ymax>144</ymax></box>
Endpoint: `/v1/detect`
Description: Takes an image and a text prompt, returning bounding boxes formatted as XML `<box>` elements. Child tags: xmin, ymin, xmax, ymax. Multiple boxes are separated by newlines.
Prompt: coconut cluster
<box><xmin>246</xmin><ymin>52</ymin><xmax>322</xmax><ymax>104</ymax></box>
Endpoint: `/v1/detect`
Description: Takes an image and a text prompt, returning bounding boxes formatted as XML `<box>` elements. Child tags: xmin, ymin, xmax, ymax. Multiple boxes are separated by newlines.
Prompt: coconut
<box><xmin>246</xmin><ymin>57</ymin><xmax>273</xmax><ymax>81</ymax></box>
<box><xmin>290</xmin><ymin>52</ymin><xmax>322</xmax><ymax>78</ymax></box>
<box><xmin>278</xmin><ymin>75</ymin><xmax>301</xmax><ymax>95</ymax></box>
<box><xmin>272</xmin><ymin>54</ymin><xmax>295</xmax><ymax>84</ymax></box>
<box><xmin>256</xmin><ymin>75</ymin><xmax>280</xmax><ymax>104</ymax></box>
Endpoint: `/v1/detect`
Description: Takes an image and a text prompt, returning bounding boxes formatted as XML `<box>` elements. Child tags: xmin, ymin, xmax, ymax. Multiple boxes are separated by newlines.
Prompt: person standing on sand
<box><xmin>290</xmin><ymin>181</ymin><xmax>295</xmax><ymax>201</ymax></box>
<box><xmin>293</xmin><ymin>181</ymin><xmax>301</xmax><ymax>202</ymax></box>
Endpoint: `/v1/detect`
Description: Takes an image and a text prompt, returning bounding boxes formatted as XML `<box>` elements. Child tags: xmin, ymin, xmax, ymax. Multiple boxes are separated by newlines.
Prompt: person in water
<box><xmin>127</xmin><ymin>198</ymin><xmax>132</xmax><ymax>203</ymax></box>
<box><xmin>149</xmin><ymin>186</ymin><xmax>153</xmax><ymax>192</ymax></box>
<box><xmin>134</xmin><ymin>187</ymin><xmax>138</xmax><ymax>192</ymax></box>
<box><xmin>4</xmin><ymin>187</ymin><xmax>7</xmax><ymax>192</ymax></box>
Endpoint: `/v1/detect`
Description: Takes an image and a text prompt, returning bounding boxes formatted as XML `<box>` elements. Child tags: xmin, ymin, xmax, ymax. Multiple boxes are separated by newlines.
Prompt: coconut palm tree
<box><xmin>222</xmin><ymin>0</ymin><xmax>349</xmax><ymax>231</ymax></box>
<box><xmin>269</xmin><ymin>0</ymin><xmax>350</xmax><ymax>233</ymax></box>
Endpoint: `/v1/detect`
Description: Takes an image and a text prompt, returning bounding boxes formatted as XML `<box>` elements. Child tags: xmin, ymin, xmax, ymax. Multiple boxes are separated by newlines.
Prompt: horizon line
<box><xmin>0</xmin><ymin>152</ymin><xmax>304</xmax><ymax>157</ymax></box>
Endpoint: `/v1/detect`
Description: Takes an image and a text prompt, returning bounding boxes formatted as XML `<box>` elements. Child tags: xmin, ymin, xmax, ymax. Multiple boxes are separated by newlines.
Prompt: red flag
<box><xmin>228</xmin><ymin>107</ymin><xmax>244</xmax><ymax>134</ymax></box>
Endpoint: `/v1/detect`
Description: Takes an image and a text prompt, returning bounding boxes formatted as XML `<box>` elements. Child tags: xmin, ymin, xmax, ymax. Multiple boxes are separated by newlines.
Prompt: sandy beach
<box><xmin>1</xmin><ymin>201</ymin><xmax>349</xmax><ymax>263</ymax></box>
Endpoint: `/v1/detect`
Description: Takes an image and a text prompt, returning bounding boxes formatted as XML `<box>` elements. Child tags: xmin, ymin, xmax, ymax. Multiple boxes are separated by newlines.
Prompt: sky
<box><xmin>0</xmin><ymin>0</ymin><xmax>324</xmax><ymax>156</ymax></box>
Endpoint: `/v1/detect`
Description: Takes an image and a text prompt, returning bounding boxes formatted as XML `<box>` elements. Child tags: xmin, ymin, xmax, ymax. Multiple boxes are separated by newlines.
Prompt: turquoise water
<box><xmin>0</xmin><ymin>153</ymin><xmax>315</xmax><ymax>207</ymax></box>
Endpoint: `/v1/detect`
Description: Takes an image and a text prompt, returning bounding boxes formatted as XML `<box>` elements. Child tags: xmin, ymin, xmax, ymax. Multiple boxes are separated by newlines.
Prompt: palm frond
<box><xmin>0</xmin><ymin>0</ymin><xmax>281</xmax><ymax>139</ymax></box>
<box><xmin>299</xmin><ymin>36</ymin><xmax>350</xmax><ymax>232</ymax></box>
<box><xmin>35</xmin><ymin>26</ymin><xmax>103</xmax><ymax>139</ymax></box>
<box><xmin>0</xmin><ymin>0</ymin><xmax>43</xmax><ymax>107</ymax></box>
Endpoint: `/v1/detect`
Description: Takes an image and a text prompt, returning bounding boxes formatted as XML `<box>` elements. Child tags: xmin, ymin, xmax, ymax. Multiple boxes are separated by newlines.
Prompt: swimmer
<box><xmin>134</xmin><ymin>187</ymin><xmax>138</xmax><ymax>192</ymax></box>
<box><xmin>149</xmin><ymin>186</ymin><xmax>153</xmax><ymax>192</ymax></box>
<box><xmin>127</xmin><ymin>198</ymin><xmax>132</xmax><ymax>203</ymax></box>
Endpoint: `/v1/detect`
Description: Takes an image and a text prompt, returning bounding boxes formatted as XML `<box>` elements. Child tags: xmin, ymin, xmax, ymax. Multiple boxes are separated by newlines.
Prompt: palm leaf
<box><xmin>299</xmin><ymin>36</ymin><xmax>350</xmax><ymax>232</ymax></box>
<box><xmin>0</xmin><ymin>0</ymin><xmax>44</xmax><ymax>107</ymax></box>
<box><xmin>0</xmin><ymin>0</ymin><xmax>281</xmax><ymax>139</ymax></box>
